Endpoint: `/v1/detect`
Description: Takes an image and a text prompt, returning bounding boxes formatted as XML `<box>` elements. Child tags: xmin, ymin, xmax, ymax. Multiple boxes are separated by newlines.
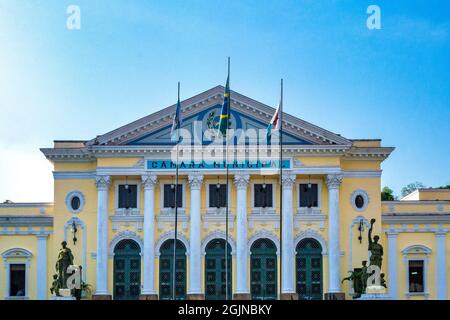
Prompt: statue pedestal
<box><xmin>50</xmin><ymin>296</ymin><xmax>76</xmax><ymax>300</ymax></box>
<box><xmin>359</xmin><ymin>286</ymin><xmax>391</xmax><ymax>300</ymax></box>
<box><xmin>51</xmin><ymin>289</ymin><xmax>75</xmax><ymax>300</ymax></box>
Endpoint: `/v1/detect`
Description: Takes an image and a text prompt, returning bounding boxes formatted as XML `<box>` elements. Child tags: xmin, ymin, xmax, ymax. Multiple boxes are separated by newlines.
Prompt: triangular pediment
<box><xmin>88</xmin><ymin>86</ymin><xmax>351</xmax><ymax>146</ymax></box>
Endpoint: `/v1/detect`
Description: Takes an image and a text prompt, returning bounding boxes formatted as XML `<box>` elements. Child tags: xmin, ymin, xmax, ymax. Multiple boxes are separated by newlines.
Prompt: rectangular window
<box><xmin>209</xmin><ymin>184</ymin><xmax>227</xmax><ymax>208</ymax></box>
<box><xmin>9</xmin><ymin>264</ymin><xmax>26</xmax><ymax>297</ymax></box>
<box><xmin>164</xmin><ymin>184</ymin><xmax>183</xmax><ymax>208</ymax></box>
<box><xmin>299</xmin><ymin>184</ymin><xmax>318</xmax><ymax>208</ymax></box>
<box><xmin>254</xmin><ymin>184</ymin><xmax>273</xmax><ymax>208</ymax></box>
<box><xmin>408</xmin><ymin>260</ymin><xmax>424</xmax><ymax>293</ymax></box>
<box><xmin>118</xmin><ymin>184</ymin><xmax>138</xmax><ymax>209</ymax></box>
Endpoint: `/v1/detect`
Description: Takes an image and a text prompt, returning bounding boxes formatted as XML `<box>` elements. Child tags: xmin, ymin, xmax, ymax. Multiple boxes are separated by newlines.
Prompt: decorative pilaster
<box><xmin>140</xmin><ymin>174</ymin><xmax>158</xmax><ymax>300</ymax></box>
<box><xmin>325</xmin><ymin>174</ymin><xmax>344</xmax><ymax>299</ymax></box>
<box><xmin>281</xmin><ymin>174</ymin><xmax>297</xmax><ymax>299</ymax></box>
<box><xmin>93</xmin><ymin>175</ymin><xmax>111</xmax><ymax>299</ymax></box>
<box><xmin>233</xmin><ymin>174</ymin><xmax>251</xmax><ymax>299</ymax></box>
<box><xmin>387</xmin><ymin>230</ymin><xmax>398</xmax><ymax>300</ymax></box>
<box><xmin>435</xmin><ymin>231</ymin><xmax>447</xmax><ymax>300</ymax></box>
<box><xmin>187</xmin><ymin>173</ymin><xmax>204</xmax><ymax>299</ymax></box>
<box><xmin>36</xmin><ymin>234</ymin><xmax>48</xmax><ymax>300</ymax></box>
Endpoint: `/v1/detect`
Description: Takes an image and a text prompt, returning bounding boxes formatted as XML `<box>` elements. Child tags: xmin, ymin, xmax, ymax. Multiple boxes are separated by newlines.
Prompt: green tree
<box><xmin>401</xmin><ymin>181</ymin><xmax>426</xmax><ymax>198</ymax></box>
<box><xmin>381</xmin><ymin>186</ymin><xmax>395</xmax><ymax>201</ymax></box>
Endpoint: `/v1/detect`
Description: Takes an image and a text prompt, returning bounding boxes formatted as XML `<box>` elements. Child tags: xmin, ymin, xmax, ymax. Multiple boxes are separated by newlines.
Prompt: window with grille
<box><xmin>209</xmin><ymin>184</ymin><xmax>227</xmax><ymax>208</ymax></box>
<box><xmin>163</xmin><ymin>184</ymin><xmax>183</xmax><ymax>208</ymax></box>
<box><xmin>9</xmin><ymin>264</ymin><xmax>26</xmax><ymax>297</ymax></box>
<box><xmin>408</xmin><ymin>260</ymin><xmax>424</xmax><ymax>293</ymax></box>
<box><xmin>254</xmin><ymin>184</ymin><xmax>273</xmax><ymax>208</ymax></box>
<box><xmin>299</xmin><ymin>184</ymin><xmax>318</xmax><ymax>208</ymax></box>
<box><xmin>118</xmin><ymin>185</ymin><xmax>138</xmax><ymax>209</ymax></box>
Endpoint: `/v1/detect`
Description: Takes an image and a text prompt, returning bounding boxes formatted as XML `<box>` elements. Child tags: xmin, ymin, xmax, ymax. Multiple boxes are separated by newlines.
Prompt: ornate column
<box><xmin>387</xmin><ymin>230</ymin><xmax>398</xmax><ymax>299</ymax></box>
<box><xmin>435</xmin><ymin>231</ymin><xmax>447</xmax><ymax>300</ymax></box>
<box><xmin>36</xmin><ymin>233</ymin><xmax>48</xmax><ymax>300</ymax></box>
<box><xmin>233</xmin><ymin>174</ymin><xmax>251</xmax><ymax>300</ymax></box>
<box><xmin>325</xmin><ymin>174</ymin><xmax>344</xmax><ymax>300</ymax></box>
<box><xmin>93</xmin><ymin>175</ymin><xmax>111</xmax><ymax>299</ymax></box>
<box><xmin>140</xmin><ymin>174</ymin><xmax>158</xmax><ymax>300</ymax></box>
<box><xmin>281</xmin><ymin>173</ymin><xmax>297</xmax><ymax>299</ymax></box>
<box><xmin>187</xmin><ymin>173</ymin><xmax>204</xmax><ymax>299</ymax></box>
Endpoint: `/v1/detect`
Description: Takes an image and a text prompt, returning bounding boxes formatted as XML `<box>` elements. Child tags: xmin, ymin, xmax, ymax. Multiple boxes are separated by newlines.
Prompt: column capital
<box><xmin>281</xmin><ymin>174</ymin><xmax>296</xmax><ymax>189</ymax></box>
<box><xmin>326</xmin><ymin>174</ymin><xmax>343</xmax><ymax>189</ymax></box>
<box><xmin>234</xmin><ymin>174</ymin><xmax>250</xmax><ymax>189</ymax></box>
<box><xmin>141</xmin><ymin>174</ymin><xmax>157</xmax><ymax>190</ymax></box>
<box><xmin>386</xmin><ymin>230</ymin><xmax>398</xmax><ymax>237</ymax></box>
<box><xmin>95</xmin><ymin>175</ymin><xmax>111</xmax><ymax>190</ymax></box>
<box><xmin>188</xmin><ymin>173</ymin><xmax>204</xmax><ymax>190</ymax></box>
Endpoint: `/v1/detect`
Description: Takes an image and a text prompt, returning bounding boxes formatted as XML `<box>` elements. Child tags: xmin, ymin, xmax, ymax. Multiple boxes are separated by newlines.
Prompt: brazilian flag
<box><xmin>218</xmin><ymin>73</ymin><xmax>230</xmax><ymax>136</ymax></box>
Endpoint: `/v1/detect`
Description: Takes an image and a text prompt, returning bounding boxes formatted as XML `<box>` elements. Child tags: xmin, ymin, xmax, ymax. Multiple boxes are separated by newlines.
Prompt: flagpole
<box><xmin>224</xmin><ymin>57</ymin><xmax>230</xmax><ymax>301</ymax></box>
<box><xmin>279</xmin><ymin>78</ymin><xmax>283</xmax><ymax>300</ymax></box>
<box><xmin>172</xmin><ymin>82</ymin><xmax>180</xmax><ymax>300</ymax></box>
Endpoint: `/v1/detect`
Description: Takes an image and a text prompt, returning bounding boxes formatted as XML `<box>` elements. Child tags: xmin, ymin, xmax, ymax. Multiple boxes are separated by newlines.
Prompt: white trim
<box><xmin>348</xmin><ymin>216</ymin><xmax>371</xmax><ymax>270</ymax></box>
<box><xmin>297</xmin><ymin>178</ymin><xmax>323</xmax><ymax>214</ymax></box>
<box><xmin>201</xmin><ymin>230</ymin><xmax>236</xmax><ymax>255</ymax></box>
<box><xmin>63</xmin><ymin>217</ymin><xmax>87</xmax><ymax>282</ymax></box>
<box><xmin>65</xmin><ymin>190</ymin><xmax>85</xmax><ymax>214</ymax></box>
<box><xmin>114</xmin><ymin>179</ymin><xmax>141</xmax><ymax>215</ymax></box>
<box><xmin>159</xmin><ymin>179</ymin><xmax>187</xmax><ymax>214</ymax></box>
<box><xmin>205</xmin><ymin>180</ymin><xmax>231</xmax><ymax>210</ymax></box>
<box><xmin>402</xmin><ymin>245</ymin><xmax>431</xmax><ymax>298</ymax></box>
<box><xmin>350</xmin><ymin>189</ymin><xmax>370</xmax><ymax>212</ymax></box>
<box><xmin>248</xmin><ymin>230</ymin><xmax>280</xmax><ymax>255</ymax></box>
<box><xmin>250</xmin><ymin>178</ymin><xmax>277</xmax><ymax>214</ymax></box>
<box><xmin>155</xmin><ymin>231</ymin><xmax>190</xmax><ymax>256</ymax></box>
<box><xmin>109</xmin><ymin>230</ymin><xmax>143</xmax><ymax>257</ymax></box>
<box><xmin>294</xmin><ymin>229</ymin><xmax>327</xmax><ymax>255</ymax></box>
<box><xmin>53</xmin><ymin>171</ymin><xmax>95</xmax><ymax>180</ymax></box>
<box><xmin>2</xmin><ymin>248</ymin><xmax>32</xmax><ymax>300</ymax></box>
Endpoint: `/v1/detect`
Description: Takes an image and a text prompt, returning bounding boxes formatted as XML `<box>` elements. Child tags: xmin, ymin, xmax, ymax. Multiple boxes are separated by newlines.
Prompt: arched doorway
<box><xmin>205</xmin><ymin>239</ymin><xmax>232</xmax><ymax>300</ymax></box>
<box><xmin>296</xmin><ymin>238</ymin><xmax>323</xmax><ymax>300</ymax></box>
<box><xmin>113</xmin><ymin>239</ymin><xmax>141</xmax><ymax>300</ymax></box>
<box><xmin>159</xmin><ymin>239</ymin><xmax>187</xmax><ymax>300</ymax></box>
<box><xmin>250</xmin><ymin>238</ymin><xmax>277</xmax><ymax>300</ymax></box>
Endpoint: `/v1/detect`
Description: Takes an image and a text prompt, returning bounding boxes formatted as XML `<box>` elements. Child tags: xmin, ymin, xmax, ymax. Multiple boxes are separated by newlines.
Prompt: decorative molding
<box><xmin>95</xmin><ymin>175</ymin><xmax>111</xmax><ymax>190</ymax></box>
<box><xmin>294</xmin><ymin>213</ymin><xmax>326</xmax><ymax>230</ymax></box>
<box><xmin>0</xmin><ymin>216</ymin><xmax>53</xmax><ymax>228</ymax></box>
<box><xmin>202</xmin><ymin>212</ymin><xmax>235</xmax><ymax>230</ymax></box>
<box><xmin>248</xmin><ymin>214</ymin><xmax>280</xmax><ymax>229</ymax></box>
<box><xmin>65</xmin><ymin>190</ymin><xmax>85</xmax><ymax>214</ymax></box>
<box><xmin>233</xmin><ymin>174</ymin><xmax>250</xmax><ymax>189</ymax></box>
<box><xmin>155</xmin><ymin>231</ymin><xmax>190</xmax><ymax>256</ymax></box>
<box><xmin>141</xmin><ymin>174</ymin><xmax>157</xmax><ymax>189</ymax></box>
<box><xmin>350</xmin><ymin>189</ymin><xmax>370</xmax><ymax>212</ymax></box>
<box><xmin>281</xmin><ymin>173</ymin><xmax>296</xmax><ymax>188</ymax></box>
<box><xmin>187</xmin><ymin>173</ymin><xmax>204</xmax><ymax>190</ymax></box>
<box><xmin>348</xmin><ymin>216</ymin><xmax>371</xmax><ymax>271</ymax></box>
<box><xmin>200</xmin><ymin>230</ymin><xmax>236</xmax><ymax>255</ymax></box>
<box><xmin>63</xmin><ymin>217</ymin><xmax>87</xmax><ymax>281</ymax></box>
<box><xmin>109</xmin><ymin>230</ymin><xmax>143</xmax><ymax>257</ymax></box>
<box><xmin>326</xmin><ymin>174</ymin><xmax>343</xmax><ymax>189</ymax></box>
<box><xmin>110</xmin><ymin>214</ymin><xmax>143</xmax><ymax>232</ymax></box>
<box><xmin>53</xmin><ymin>171</ymin><xmax>95</xmax><ymax>180</ymax></box>
<box><xmin>248</xmin><ymin>229</ymin><xmax>280</xmax><ymax>255</ymax></box>
<box><xmin>294</xmin><ymin>229</ymin><xmax>327</xmax><ymax>255</ymax></box>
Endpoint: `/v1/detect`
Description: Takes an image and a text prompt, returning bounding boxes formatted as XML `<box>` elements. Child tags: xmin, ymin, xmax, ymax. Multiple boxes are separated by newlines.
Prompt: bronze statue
<box><xmin>368</xmin><ymin>218</ymin><xmax>383</xmax><ymax>269</ymax></box>
<box><xmin>342</xmin><ymin>267</ymin><xmax>364</xmax><ymax>299</ymax></box>
<box><xmin>55</xmin><ymin>241</ymin><xmax>74</xmax><ymax>289</ymax></box>
<box><xmin>361</xmin><ymin>261</ymin><xmax>369</xmax><ymax>293</ymax></box>
<box><xmin>50</xmin><ymin>274</ymin><xmax>60</xmax><ymax>296</ymax></box>
<box><xmin>380</xmin><ymin>273</ymin><xmax>387</xmax><ymax>288</ymax></box>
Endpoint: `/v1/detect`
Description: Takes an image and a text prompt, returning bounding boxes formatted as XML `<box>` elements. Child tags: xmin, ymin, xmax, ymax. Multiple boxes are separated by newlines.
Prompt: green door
<box><xmin>205</xmin><ymin>239</ymin><xmax>232</xmax><ymax>300</ymax></box>
<box><xmin>113</xmin><ymin>239</ymin><xmax>141</xmax><ymax>300</ymax></box>
<box><xmin>159</xmin><ymin>239</ymin><xmax>186</xmax><ymax>300</ymax></box>
<box><xmin>250</xmin><ymin>238</ymin><xmax>277</xmax><ymax>300</ymax></box>
<box><xmin>296</xmin><ymin>238</ymin><xmax>323</xmax><ymax>300</ymax></box>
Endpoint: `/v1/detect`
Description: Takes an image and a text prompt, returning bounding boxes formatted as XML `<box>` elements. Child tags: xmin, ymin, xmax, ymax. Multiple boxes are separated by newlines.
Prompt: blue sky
<box><xmin>0</xmin><ymin>0</ymin><xmax>449</xmax><ymax>201</ymax></box>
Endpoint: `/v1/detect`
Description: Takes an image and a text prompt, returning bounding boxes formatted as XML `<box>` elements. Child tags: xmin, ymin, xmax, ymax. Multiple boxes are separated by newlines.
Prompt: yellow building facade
<box><xmin>0</xmin><ymin>86</ymin><xmax>449</xmax><ymax>300</ymax></box>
